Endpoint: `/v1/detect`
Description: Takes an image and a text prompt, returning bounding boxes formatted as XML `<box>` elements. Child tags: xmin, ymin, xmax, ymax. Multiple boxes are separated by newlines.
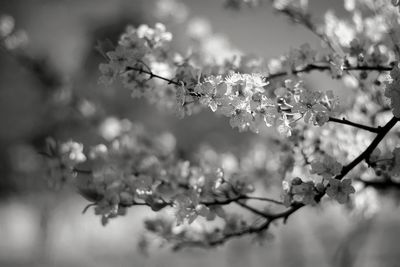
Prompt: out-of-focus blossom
<box><xmin>326</xmin><ymin>178</ymin><xmax>355</xmax><ymax>204</ymax></box>
<box><xmin>154</xmin><ymin>0</ymin><xmax>189</xmax><ymax>23</ymax></box>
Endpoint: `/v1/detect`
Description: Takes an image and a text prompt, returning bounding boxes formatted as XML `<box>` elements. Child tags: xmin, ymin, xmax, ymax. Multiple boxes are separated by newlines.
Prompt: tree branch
<box><xmin>242</xmin><ymin>195</ymin><xmax>284</xmax><ymax>205</ymax></box>
<box><xmin>174</xmin><ymin>202</ymin><xmax>304</xmax><ymax>249</ymax></box>
<box><xmin>173</xmin><ymin>116</ymin><xmax>399</xmax><ymax>249</ymax></box>
<box><xmin>74</xmin><ymin>168</ymin><xmax>92</xmax><ymax>175</ymax></box>
<box><xmin>328</xmin><ymin>117</ymin><xmax>380</xmax><ymax>133</ymax></box>
<box><xmin>126</xmin><ymin>63</ymin><xmax>392</xmax><ymax>93</ymax></box>
<box><xmin>266</xmin><ymin>63</ymin><xmax>392</xmax><ymax>81</ymax></box>
<box><xmin>202</xmin><ymin>195</ymin><xmax>283</xmax><ymax>206</ymax></box>
<box><xmin>126</xmin><ymin>66</ymin><xmax>181</xmax><ymax>86</ymax></box>
<box><xmin>234</xmin><ymin>200</ymin><xmax>272</xmax><ymax>218</ymax></box>
<box><xmin>355</xmin><ymin>178</ymin><xmax>400</xmax><ymax>190</ymax></box>
<box><xmin>336</xmin><ymin>116</ymin><xmax>399</xmax><ymax>180</ymax></box>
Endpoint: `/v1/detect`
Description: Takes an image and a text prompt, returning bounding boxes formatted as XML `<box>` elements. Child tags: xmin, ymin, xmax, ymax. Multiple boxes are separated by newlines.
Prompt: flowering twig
<box><xmin>173</xmin><ymin>116</ymin><xmax>399</xmax><ymax>248</ymax></box>
<box><xmin>234</xmin><ymin>200</ymin><xmax>272</xmax><ymax>217</ymax></box>
<box><xmin>173</xmin><ymin>202</ymin><xmax>304</xmax><ymax>249</ymax></box>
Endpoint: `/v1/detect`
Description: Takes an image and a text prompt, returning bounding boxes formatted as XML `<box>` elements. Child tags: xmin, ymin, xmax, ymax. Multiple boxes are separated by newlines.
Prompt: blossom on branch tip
<box><xmin>136</xmin><ymin>23</ymin><xmax>173</xmax><ymax>47</ymax></box>
<box><xmin>282</xmin><ymin>177</ymin><xmax>318</xmax><ymax>206</ymax></box>
<box><xmin>310</xmin><ymin>155</ymin><xmax>342</xmax><ymax>179</ymax></box>
<box><xmin>174</xmin><ymin>191</ymin><xmax>206</xmax><ymax>225</ymax></box>
<box><xmin>292</xmin><ymin>90</ymin><xmax>327</xmax><ymax>124</ymax></box>
<box><xmin>106</xmin><ymin>46</ymin><xmax>140</xmax><ymax>70</ymax></box>
<box><xmin>284</xmin><ymin>43</ymin><xmax>316</xmax><ymax>72</ymax></box>
<box><xmin>0</xmin><ymin>15</ymin><xmax>14</xmax><ymax>38</ymax></box>
<box><xmin>176</xmin><ymin>82</ymin><xmax>186</xmax><ymax>107</ymax></box>
<box><xmin>329</xmin><ymin>54</ymin><xmax>345</xmax><ymax>78</ymax></box>
<box><xmin>348</xmin><ymin>38</ymin><xmax>365</xmax><ymax>57</ymax></box>
<box><xmin>196</xmin><ymin>76</ymin><xmax>227</xmax><ymax>112</ymax></box>
<box><xmin>273</xmin><ymin>0</ymin><xmax>308</xmax><ymax>14</ymax></box>
<box><xmin>277</xmin><ymin>115</ymin><xmax>292</xmax><ymax>137</ymax></box>
<box><xmin>89</xmin><ymin>144</ymin><xmax>108</xmax><ymax>160</ymax></box>
<box><xmin>99</xmin><ymin>63</ymin><xmax>117</xmax><ymax>85</ymax></box>
<box><xmin>326</xmin><ymin>178</ymin><xmax>355</xmax><ymax>204</ymax></box>
<box><xmin>59</xmin><ymin>140</ymin><xmax>86</xmax><ymax>167</ymax></box>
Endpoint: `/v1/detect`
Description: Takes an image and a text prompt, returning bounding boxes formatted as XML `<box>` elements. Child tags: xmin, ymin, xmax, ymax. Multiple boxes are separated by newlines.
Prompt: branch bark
<box><xmin>328</xmin><ymin>117</ymin><xmax>380</xmax><ymax>133</ymax></box>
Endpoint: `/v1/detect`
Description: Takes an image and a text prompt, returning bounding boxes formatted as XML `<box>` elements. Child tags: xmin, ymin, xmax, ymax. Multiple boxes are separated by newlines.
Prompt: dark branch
<box><xmin>356</xmin><ymin>178</ymin><xmax>400</xmax><ymax>190</ymax></box>
<box><xmin>234</xmin><ymin>200</ymin><xmax>271</xmax><ymax>218</ymax></box>
<box><xmin>266</xmin><ymin>64</ymin><xmax>392</xmax><ymax>81</ymax></box>
<box><xmin>336</xmin><ymin>116</ymin><xmax>399</xmax><ymax>180</ymax></box>
<box><xmin>202</xmin><ymin>195</ymin><xmax>283</xmax><ymax>206</ymax></box>
<box><xmin>126</xmin><ymin>63</ymin><xmax>392</xmax><ymax>93</ymax></box>
<box><xmin>74</xmin><ymin>168</ymin><xmax>92</xmax><ymax>175</ymax></box>
<box><xmin>242</xmin><ymin>195</ymin><xmax>284</xmax><ymax>205</ymax></box>
<box><xmin>173</xmin><ymin>117</ymin><xmax>399</xmax><ymax>249</ymax></box>
<box><xmin>126</xmin><ymin>66</ymin><xmax>181</xmax><ymax>86</ymax></box>
<box><xmin>328</xmin><ymin>117</ymin><xmax>380</xmax><ymax>133</ymax></box>
<box><xmin>174</xmin><ymin>202</ymin><xmax>304</xmax><ymax>249</ymax></box>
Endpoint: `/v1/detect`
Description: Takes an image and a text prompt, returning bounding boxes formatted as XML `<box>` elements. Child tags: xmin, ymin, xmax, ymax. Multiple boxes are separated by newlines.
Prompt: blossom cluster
<box><xmin>281</xmin><ymin>154</ymin><xmax>355</xmax><ymax>206</ymax></box>
<box><xmin>43</xmin><ymin>138</ymin><xmax>87</xmax><ymax>189</ymax></box>
<box><xmin>31</xmin><ymin>0</ymin><xmax>400</xmax><ymax>251</ymax></box>
<box><xmin>0</xmin><ymin>14</ymin><xmax>28</xmax><ymax>50</ymax></box>
<box><xmin>44</xmin><ymin>118</ymin><xmax>260</xmax><ymax>225</ymax></box>
<box><xmin>367</xmin><ymin>147</ymin><xmax>400</xmax><ymax>178</ymax></box>
<box><xmin>98</xmin><ymin>20</ymin><xmax>345</xmax><ymax>137</ymax></box>
<box><xmin>40</xmin><ymin>119</ymin><xmax>366</xmax><ymax>252</ymax></box>
<box><xmin>98</xmin><ymin>23</ymin><xmax>179</xmax><ymax>110</ymax></box>
<box><xmin>43</xmin><ymin>116</ymin><xmax>363</xmax><ymax>232</ymax></box>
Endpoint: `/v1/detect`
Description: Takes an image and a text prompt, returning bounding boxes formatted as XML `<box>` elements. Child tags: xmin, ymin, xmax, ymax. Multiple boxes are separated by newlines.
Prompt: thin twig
<box><xmin>242</xmin><ymin>195</ymin><xmax>284</xmax><ymax>205</ymax></box>
<box><xmin>266</xmin><ymin>63</ymin><xmax>392</xmax><ymax>81</ymax></box>
<box><xmin>234</xmin><ymin>200</ymin><xmax>272</xmax><ymax>218</ymax></box>
<box><xmin>126</xmin><ymin>66</ymin><xmax>180</xmax><ymax>86</ymax></box>
<box><xmin>127</xmin><ymin>63</ymin><xmax>392</xmax><ymax>90</ymax></box>
<box><xmin>355</xmin><ymin>178</ymin><xmax>400</xmax><ymax>190</ymax></box>
<box><xmin>73</xmin><ymin>168</ymin><xmax>92</xmax><ymax>175</ymax></box>
<box><xmin>328</xmin><ymin>117</ymin><xmax>380</xmax><ymax>133</ymax></box>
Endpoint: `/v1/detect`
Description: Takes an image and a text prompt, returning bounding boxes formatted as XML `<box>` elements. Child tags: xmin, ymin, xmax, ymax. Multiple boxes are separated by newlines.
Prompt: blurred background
<box><xmin>1</xmin><ymin>0</ymin><xmax>400</xmax><ymax>266</ymax></box>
